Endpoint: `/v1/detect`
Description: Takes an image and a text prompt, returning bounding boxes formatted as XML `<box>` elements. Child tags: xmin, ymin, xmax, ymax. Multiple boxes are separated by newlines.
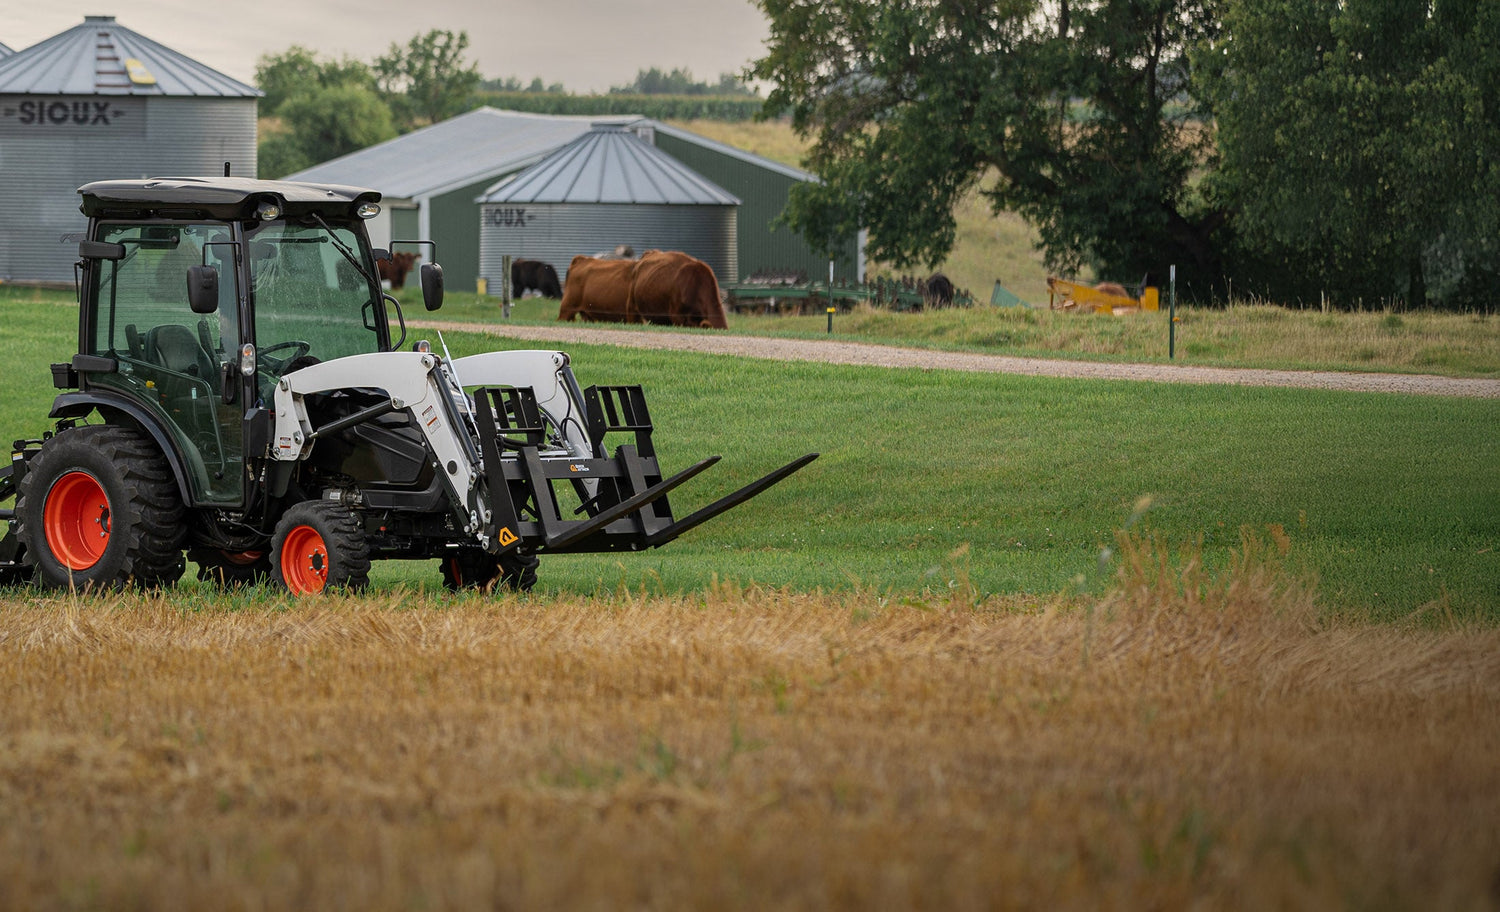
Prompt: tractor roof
<box><xmin>77</xmin><ymin>177</ymin><xmax>381</xmax><ymax>220</ymax></box>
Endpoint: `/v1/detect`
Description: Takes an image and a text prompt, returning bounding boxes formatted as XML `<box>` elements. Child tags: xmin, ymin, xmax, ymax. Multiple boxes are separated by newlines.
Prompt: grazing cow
<box><xmin>558</xmin><ymin>255</ymin><xmax>638</xmax><ymax>322</ymax></box>
<box><xmin>377</xmin><ymin>251</ymin><xmax>419</xmax><ymax>289</ymax></box>
<box><xmin>923</xmin><ymin>272</ymin><xmax>956</xmax><ymax>308</ymax></box>
<box><xmin>628</xmin><ymin>250</ymin><xmax>728</xmax><ymax>329</ymax></box>
<box><xmin>511</xmin><ymin>258</ymin><xmax>563</xmax><ymax>298</ymax></box>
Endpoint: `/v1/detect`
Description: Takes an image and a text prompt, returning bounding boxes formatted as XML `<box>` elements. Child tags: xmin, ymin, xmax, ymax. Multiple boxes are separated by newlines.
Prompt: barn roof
<box><xmin>0</xmin><ymin>41</ymin><xmax>14</xmax><ymax>59</ymax></box>
<box><xmin>286</xmin><ymin>107</ymin><xmax>606</xmax><ymax>200</ymax></box>
<box><xmin>478</xmin><ymin>123</ymin><xmax>740</xmax><ymax>206</ymax></box>
<box><xmin>0</xmin><ymin>15</ymin><xmax>259</xmax><ymax>97</ymax></box>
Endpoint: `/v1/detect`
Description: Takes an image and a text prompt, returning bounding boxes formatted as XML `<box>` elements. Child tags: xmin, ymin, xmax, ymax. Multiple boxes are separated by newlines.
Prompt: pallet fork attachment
<box><xmin>471</xmin><ymin>384</ymin><xmax>817</xmax><ymax>554</ymax></box>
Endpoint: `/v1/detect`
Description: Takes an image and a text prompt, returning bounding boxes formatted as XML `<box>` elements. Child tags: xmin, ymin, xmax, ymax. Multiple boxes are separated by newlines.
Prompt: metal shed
<box><xmin>288</xmin><ymin>107</ymin><xmax>600</xmax><ymax>289</ymax></box>
<box><xmin>0</xmin><ymin>15</ymin><xmax>259</xmax><ymax>282</ymax></box>
<box><xmin>477</xmin><ymin>123</ymin><xmax>740</xmax><ymax>290</ymax></box>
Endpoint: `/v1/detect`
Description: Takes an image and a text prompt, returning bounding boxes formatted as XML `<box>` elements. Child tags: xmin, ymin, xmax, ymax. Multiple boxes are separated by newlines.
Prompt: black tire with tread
<box><xmin>440</xmin><ymin>547</ymin><xmax>539</xmax><ymax>593</ymax></box>
<box><xmin>15</xmin><ymin>425</ymin><xmax>186</xmax><ymax>590</ymax></box>
<box><xmin>270</xmin><ymin>501</ymin><xmax>370</xmax><ymax>593</ymax></box>
<box><xmin>189</xmin><ymin>548</ymin><xmax>272</xmax><ymax>588</ymax></box>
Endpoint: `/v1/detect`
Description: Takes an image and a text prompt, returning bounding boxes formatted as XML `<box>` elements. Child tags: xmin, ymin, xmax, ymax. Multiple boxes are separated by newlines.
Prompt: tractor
<box><xmin>0</xmin><ymin>177</ymin><xmax>815</xmax><ymax>593</ymax></box>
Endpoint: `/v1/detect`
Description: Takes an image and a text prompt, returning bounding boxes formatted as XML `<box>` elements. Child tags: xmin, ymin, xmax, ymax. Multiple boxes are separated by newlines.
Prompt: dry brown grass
<box><xmin>1</xmin><ymin>531</ymin><xmax>1496</xmax><ymax>910</ymax></box>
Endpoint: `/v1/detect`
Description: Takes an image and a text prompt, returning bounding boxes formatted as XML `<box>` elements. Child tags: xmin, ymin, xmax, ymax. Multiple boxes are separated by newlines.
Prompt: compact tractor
<box><xmin>0</xmin><ymin>177</ymin><xmax>815</xmax><ymax>593</ymax></box>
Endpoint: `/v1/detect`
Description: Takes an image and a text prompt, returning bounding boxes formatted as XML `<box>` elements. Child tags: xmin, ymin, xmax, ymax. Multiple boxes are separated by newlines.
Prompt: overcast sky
<box><xmin>3</xmin><ymin>1</ymin><xmax>773</xmax><ymax>93</ymax></box>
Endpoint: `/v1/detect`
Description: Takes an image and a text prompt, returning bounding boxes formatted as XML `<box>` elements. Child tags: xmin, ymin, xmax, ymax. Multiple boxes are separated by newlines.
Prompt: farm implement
<box><xmin>1047</xmin><ymin>276</ymin><xmax>1159</xmax><ymax>314</ymax></box>
<box><xmin>0</xmin><ymin>176</ymin><xmax>816</xmax><ymax>594</ymax></box>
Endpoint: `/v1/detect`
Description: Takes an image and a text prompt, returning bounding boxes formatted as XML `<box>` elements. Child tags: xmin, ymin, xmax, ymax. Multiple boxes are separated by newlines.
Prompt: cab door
<box><xmin>85</xmin><ymin>222</ymin><xmax>245</xmax><ymax>506</ymax></box>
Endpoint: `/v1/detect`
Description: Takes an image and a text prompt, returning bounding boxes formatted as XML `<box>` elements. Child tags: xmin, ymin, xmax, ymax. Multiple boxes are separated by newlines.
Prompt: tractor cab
<box><xmin>66</xmin><ymin>178</ymin><xmax>437</xmax><ymax>508</ymax></box>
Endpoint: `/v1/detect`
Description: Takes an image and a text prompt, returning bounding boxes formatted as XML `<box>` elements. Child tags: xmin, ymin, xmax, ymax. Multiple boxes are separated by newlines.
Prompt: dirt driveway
<box><xmin>419</xmin><ymin>321</ymin><xmax>1500</xmax><ymax>399</ymax></box>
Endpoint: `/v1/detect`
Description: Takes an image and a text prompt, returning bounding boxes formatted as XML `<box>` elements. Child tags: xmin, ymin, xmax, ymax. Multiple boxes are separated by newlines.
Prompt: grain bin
<box><xmin>0</xmin><ymin>15</ymin><xmax>259</xmax><ymax>282</ymax></box>
<box><xmin>477</xmin><ymin>123</ymin><xmax>739</xmax><ymax>292</ymax></box>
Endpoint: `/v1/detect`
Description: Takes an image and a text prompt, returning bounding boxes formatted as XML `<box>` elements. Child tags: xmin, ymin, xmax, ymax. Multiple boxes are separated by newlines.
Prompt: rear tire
<box><xmin>270</xmin><ymin>501</ymin><xmax>369</xmax><ymax>595</ymax></box>
<box><xmin>15</xmin><ymin>425</ymin><xmax>186</xmax><ymax>591</ymax></box>
<box><xmin>440</xmin><ymin>547</ymin><xmax>538</xmax><ymax>592</ymax></box>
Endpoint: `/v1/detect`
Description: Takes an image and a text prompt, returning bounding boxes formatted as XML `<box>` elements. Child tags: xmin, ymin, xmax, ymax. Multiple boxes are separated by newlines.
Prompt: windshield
<box><xmin>248</xmin><ymin>221</ymin><xmax>384</xmax><ymax>368</ymax></box>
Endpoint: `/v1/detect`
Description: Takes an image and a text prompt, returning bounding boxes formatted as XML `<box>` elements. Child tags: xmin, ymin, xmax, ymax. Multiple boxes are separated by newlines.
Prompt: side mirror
<box><xmin>78</xmin><ymin>240</ymin><xmax>126</xmax><ymax>260</ymax></box>
<box><xmin>420</xmin><ymin>262</ymin><xmax>444</xmax><ymax>312</ymax></box>
<box><xmin>187</xmin><ymin>265</ymin><xmax>220</xmax><ymax>314</ymax></box>
<box><xmin>372</xmin><ymin>247</ymin><xmax>390</xmax><ymax>262</ymax></box>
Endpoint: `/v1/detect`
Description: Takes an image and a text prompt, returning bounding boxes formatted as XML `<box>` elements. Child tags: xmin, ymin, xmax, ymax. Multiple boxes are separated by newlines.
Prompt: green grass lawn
<box><xmin>5</xmin><ymin>286</ymin><xmax>1495</xmax><ymax>623</ymax></box>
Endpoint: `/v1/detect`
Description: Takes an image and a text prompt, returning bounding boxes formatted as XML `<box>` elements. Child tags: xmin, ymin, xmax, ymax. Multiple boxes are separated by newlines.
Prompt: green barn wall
<box><xmin>390</xmin><ymin>206</ymin><xmax>420</xmax><ymax>244</ymax></box>
<box><xmin>430</xmin><ymin>178</ymin><xmax>495</xmax><ymax>293</ymax></box>
<box><xmin>653</xmin><ymin>133</ymin><xmax>860</xmax><ymax>283</ymax></box>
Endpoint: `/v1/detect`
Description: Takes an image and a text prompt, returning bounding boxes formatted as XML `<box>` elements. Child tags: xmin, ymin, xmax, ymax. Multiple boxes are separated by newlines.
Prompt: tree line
<box><xmin>751</xmin><ymin>0</ymin><xmax>1499</xmax><ymax>310</ymax></box>
<box><xmin>257</xmin><ymin>33</ymin><xmax>759</xmax><ymax>178</ymax></box>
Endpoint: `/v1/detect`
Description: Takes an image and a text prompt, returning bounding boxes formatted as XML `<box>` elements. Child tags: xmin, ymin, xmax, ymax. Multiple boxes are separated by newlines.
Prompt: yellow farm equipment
<box><xmin>1047</xmin><ymin>276</ymin><xmax>1159</xmax><ymax>314</ymax></box>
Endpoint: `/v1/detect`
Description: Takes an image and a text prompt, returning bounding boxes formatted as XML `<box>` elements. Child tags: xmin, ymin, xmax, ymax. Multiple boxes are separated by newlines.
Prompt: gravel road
<box><xmin>417</xmin><ymin>321</ymin><xmax>1500</xmax><ymax>399</ymax></box>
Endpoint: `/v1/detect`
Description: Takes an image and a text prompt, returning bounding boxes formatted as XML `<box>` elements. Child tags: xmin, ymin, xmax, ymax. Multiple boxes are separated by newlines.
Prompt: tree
<box><xmin>750</xmin><ymin>0</ymin><xmax>1225</xmax><ymax>290</ymax></box>
<box><xmin>259</xmin><ymin>83</ymin><xmax>397</xmax><ymax>178</ymax></box>
<box><xmin>255</xmin><ymin>46</ymin><xmax>378</xmax><ymax>115</ymax></box>
<box><xmin>374</xmin><ymin>30</ymin><xmax>481</xmax><ymax>130</ymax></box>
<box><xmin>1199</xmin><ymin>0</ymin><xmax>1500</xmax><ymax>308</ymax></box>
<box><xmin>610</xmin><ymin>66</ymin><xmax>756</xmax><ymax>96</ymax></box>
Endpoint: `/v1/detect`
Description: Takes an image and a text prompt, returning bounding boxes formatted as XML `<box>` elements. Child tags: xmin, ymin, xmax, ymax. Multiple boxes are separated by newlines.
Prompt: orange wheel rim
<box><xmin>280</xmin><ymin>526</ymin><xmax>328</xmax><ymax>594</ymax></box>
<box><xmin>44</xmin><ymin>471</ymin><xmax>111</xmax><ymax>571</ymax></box>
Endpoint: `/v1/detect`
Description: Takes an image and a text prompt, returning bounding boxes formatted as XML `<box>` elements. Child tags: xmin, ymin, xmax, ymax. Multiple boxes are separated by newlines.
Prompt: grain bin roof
<box><xmin>286</xmin><ymin>107</ymin><xmax>606</xmax><ymax>200</ymax></box>
<box><xmin>0</xmin><ymin>15</ymin><xmax>259</xmax><ymax>96</ymax></box>
<box><xmin>479</xmin><ymin>124</ymin><xmax>740</xmax><ymax>206</ymax></box>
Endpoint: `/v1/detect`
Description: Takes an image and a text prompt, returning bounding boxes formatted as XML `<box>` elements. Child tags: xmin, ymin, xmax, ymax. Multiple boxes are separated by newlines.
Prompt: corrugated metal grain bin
<box><xmin>477</xmin><ymin>124</ymin><xmax>740</xmax><ymax>290</ymax></box>
<box><xmin>0</xmin><ymin>16</ymin><xmax>259</xmax><ymax>282</ymax></box>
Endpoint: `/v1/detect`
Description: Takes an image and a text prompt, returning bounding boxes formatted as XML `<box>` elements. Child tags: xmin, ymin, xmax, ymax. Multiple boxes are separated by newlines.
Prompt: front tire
<box><xmin>16</xmin><ymin>425</ymin><xmax>186</xmax><ymax>590</ymax></box>
<box><xmin>271</xmin><ymin>501</ymin><xmax>369</xmax><ymax>595</ymax></box>
<box><xmin>440</xmin><ymin>547</ymin><xmax>539</xmax><ymax>592</ymax></box>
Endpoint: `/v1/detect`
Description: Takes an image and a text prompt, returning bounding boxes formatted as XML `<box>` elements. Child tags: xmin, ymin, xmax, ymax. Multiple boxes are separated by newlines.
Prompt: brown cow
<box><xmin>378</xmin><ymin>251</ymin><xmax>419</xmax><ymax>289</ymax></box>
<box><xmin>627</xmin><ymin>250</ymin><xmax>728</xmax><ymax>329</ymax></box>
<box><xmin>558</xmin><ymin>255</ymin><xmax>638</xmax><ymax>322</ymax></box>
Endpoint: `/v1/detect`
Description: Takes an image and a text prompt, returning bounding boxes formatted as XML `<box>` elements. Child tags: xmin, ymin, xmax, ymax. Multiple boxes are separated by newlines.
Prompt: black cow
<box><xmin>511</xmin><ymin>259</ymin><xmax>562</xmax><ymax>298</ymax></box>
<box><xmin>924</xmin><ymin>272</ymin><xmax>956</xmax><ymax>308</ymax></box>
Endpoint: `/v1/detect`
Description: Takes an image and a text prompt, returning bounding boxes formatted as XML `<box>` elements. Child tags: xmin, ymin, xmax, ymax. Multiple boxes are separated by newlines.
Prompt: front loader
<box><xmin>0</xmin><ymin>176</ymin><xmax>815</xmax><ymax>594</ymax></box>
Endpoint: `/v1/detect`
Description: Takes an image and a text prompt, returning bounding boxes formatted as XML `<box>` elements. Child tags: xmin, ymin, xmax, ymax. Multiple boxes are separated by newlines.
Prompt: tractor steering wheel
<box><xmin>259</xmin><ymin>340</ymin><xmax>312</xmax><ymax>376</ymax></box>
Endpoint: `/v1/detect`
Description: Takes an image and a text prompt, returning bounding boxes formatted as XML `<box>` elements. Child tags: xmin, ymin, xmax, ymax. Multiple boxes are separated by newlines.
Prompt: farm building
<box><xmin>0</xmin><ymin>41</ymin><xmax>13</xmax><ymax>58</ymax></box>
<box><xmin>286</xmin><ymin>107</ymin><xmax>862</xmax><ymax>293</ymax></box>
<box><xmin>0</xmin><ymin>15</ymin><xmax>259</xmax><ymax>283</ymax></box>
<box><xmin>478</xmin><ymin>123</ymin><xmax>740</xmax><ymax>285</ymax></box>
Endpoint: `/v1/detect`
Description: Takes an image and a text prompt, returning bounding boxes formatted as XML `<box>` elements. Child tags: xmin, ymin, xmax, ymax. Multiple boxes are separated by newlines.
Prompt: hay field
<box><xmin>1</xmin><ymin>533</ymin><xmax>1496</xmax><ymax>910</ymax></box>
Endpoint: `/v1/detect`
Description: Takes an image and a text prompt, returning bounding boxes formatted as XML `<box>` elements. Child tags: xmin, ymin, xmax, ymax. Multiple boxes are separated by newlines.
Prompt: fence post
<box><xmin>1168</xmin><ymin>264</ymin><xmax>1177</xmax><ymax>360</ymax></box>
<box><xmin>501</xmin><ymin>254</ymin><xmax>512</xmax><ymax>320</ymax></box>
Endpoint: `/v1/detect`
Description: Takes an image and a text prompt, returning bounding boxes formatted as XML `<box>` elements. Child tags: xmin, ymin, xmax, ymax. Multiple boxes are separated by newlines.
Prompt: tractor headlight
<box><xmin>255</xmin><ymin>201</ymin><xmax>282</xmax><ymax>221</ymax></box>
<box><xmin>412</xmin><ymin>340</ymin><xmax>432</xmax><ymax>353</ymax></box>
<box><xmin>239</xmin><ymin>343</ymin><xmax>257</xmax><ymax>377</ymax></box>
<box><xmin>357</xmin><ymin>202</ymin><xmax>381</xmax><ymax>219</ymax></box>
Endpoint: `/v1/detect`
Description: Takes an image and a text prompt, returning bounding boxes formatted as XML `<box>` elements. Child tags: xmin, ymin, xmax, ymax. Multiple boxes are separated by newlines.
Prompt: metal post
<box><xmin>1168</xmin><ymin>264</ymin><xmax>1177</xmax><ymax>360</ymax></box>
<box><xmin>827</xmin><ymin>306</ymin><xmax>835</xmax><ymax>334</ymax></box>
<box><xmin>501</xmin><ymin>254</ymin><xmax>513</xmax><ymax>320</ymax></box>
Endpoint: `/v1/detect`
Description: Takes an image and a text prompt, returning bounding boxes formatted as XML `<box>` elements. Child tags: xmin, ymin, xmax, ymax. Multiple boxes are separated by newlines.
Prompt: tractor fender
<box><xmin>48</xmin><ymin>391</ymin><xmax>195</xmax><ymax>505</ymax></box>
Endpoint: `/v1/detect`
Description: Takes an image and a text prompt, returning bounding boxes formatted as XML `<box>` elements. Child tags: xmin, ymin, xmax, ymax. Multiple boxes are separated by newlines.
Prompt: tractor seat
<box><xmin>146</xmin><ymin>324</ymin><xmax>217</xmax><ymax>383</ymax></box>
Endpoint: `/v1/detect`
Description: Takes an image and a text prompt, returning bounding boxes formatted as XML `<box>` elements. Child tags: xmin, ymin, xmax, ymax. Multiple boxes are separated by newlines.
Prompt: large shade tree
<box><xmin>1199</xmin><ymin>0</ymin><xmax>1500</xmax><ymax>308</ymax></box>
<box><xmin>751</xmin><ymin>0</ymin><xmax>1225</xmax><ymax>293</ymax></box>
